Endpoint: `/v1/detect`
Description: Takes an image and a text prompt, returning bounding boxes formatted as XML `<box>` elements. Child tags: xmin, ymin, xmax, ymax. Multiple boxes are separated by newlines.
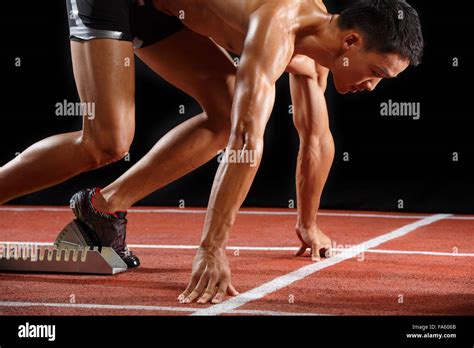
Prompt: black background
<box><xmin>0</xmin><ymin>1</ymin><xmax>473</xmax><ymax>213</ymax></box>
<box><xmin>0</xmin><ymin>315</ymin><xmax>473</xmax><ymax>346</ymax></box>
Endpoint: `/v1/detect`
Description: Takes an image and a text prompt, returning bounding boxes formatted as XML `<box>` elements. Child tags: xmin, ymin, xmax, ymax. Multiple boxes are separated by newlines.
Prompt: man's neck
<box><xmin>295</xmin><ymin>14</ymin><xmax>343</xmax><ymax>69</ymax></box>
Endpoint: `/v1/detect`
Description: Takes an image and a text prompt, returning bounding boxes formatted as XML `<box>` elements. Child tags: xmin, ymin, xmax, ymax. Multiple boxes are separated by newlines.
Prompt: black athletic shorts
<box><xmin>66</xmin><ymin>0</ymin><xmax>185</xmax><ymax>49</ymax></box>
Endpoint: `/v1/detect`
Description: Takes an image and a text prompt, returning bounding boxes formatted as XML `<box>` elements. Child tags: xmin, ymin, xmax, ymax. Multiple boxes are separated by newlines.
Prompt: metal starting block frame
<box><xmin>0</xmin><ymin>220</ymin><xmax>127</xmax><ymax>275</ymax></box>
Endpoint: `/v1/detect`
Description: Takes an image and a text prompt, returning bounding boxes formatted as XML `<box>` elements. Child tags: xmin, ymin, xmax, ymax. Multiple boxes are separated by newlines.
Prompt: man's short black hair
<box><xmin>338</xmin><ymin>0</ymin><xmax>424</xmax><ymax>66</ymax></box>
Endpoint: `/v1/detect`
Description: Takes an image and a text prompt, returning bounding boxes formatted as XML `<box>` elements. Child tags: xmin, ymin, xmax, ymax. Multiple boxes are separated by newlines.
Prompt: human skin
<box><xmin>148</xmin><ymin>0</ymin><xmax>409</xmax><ymax>304</ymax></box>
<box><xmin>0</xmin><ymin>0</ymin><xmax>410</xmax><ymax>304</ymax></box>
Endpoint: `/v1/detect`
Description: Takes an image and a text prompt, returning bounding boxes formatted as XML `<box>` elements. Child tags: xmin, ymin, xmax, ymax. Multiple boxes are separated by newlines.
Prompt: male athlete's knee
<box><xmin>200</xmin><ymin>74</ymin><xmax>235</xmax><ymax>110</ymax></box>
<box><xmin>96</xmin><ymin>137</ymin><xmax>131</xmax><ymax>164</ymax></box>
<box><xmin>206</xmin><ymin>110</ymin><xmax>231</xmax><ymax>134</ymax></box>
<box><xmin>197</xmin><ymin>112</ymin><xmax>231</xmax><ymax>151</ymax></box>
<box><xmin>81</xmin><ymin>133</ymin><xmax>132</xmax><ymax>168</ymax></box>
<box><xmin>200</xmin><ymin>80</ymin><xmax>234</xmax><ymax>145</ymax></box>
<box><xmin>221</xmin><ymin>74</ymin><xmax>236</xmax><ymax>106</ymax></box>
<box><xmin>223</xmin><ymin>74</ymin><xmax>236</xmax><ymax>96</ymax></box>
<box><xmin>216</xmin><ymin>124</ymin><xmax>232</xmax><ymax>149</ymax></box>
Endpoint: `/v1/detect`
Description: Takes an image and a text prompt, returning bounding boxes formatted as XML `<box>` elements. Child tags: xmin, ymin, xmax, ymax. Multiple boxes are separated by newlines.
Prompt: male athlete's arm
<box><xmin>179</xmin><ymin>8</ymin><xmax>295</xmax><ymax>304</ymax></box>
<box><xmin>289</xmin><ymin>57</ymin><xmax>335</xmax><ymax>261</ymax></box>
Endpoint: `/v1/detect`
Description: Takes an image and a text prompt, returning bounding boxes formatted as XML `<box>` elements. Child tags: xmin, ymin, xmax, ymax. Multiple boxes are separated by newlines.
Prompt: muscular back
<box><xmin>154</xmin><ymin>0</ymin><xmax>267</xmax><ymax>53</ymax></box>
<box><xmin>155</xmin><ymin>0</ymin><xmax>328</xmax><ymax>57</ymax></box>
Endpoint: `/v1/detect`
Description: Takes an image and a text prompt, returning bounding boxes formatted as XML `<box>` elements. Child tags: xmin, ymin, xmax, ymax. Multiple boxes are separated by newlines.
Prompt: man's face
<box><xmin>331</xmin><ymin>34</ymin><xmax>410</xmax><ymax>94</ymax></box>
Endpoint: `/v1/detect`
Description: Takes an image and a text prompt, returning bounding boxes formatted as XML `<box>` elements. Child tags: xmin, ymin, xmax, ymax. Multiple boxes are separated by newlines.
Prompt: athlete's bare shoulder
<box><xmin>315</xmin><ymin>0</ymin><xmax>328</xmax><ymax>13</ymax></box>
<box><xmin>250</xmin><ymin>0</ymin><xmax>297</xmax><ymax>18</ymax></box>
<box><xmin>248</xmin><ymin>0</ymin><xmax>304</xmax><ymax>35</ymax></box>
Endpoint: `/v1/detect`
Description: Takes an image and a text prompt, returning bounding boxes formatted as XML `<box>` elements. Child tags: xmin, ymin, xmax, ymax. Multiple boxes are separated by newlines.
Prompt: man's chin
<box><xmin>334</xmin><ymin>84</ymin><xmax>350</xmax><ymax>95</ymax></box>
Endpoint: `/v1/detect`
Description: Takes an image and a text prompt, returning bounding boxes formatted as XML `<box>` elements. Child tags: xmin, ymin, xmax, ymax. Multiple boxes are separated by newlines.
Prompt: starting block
<box><xmin>0</xmin><ymin>219</ymin><xmax>127</xmax><ymax>275</ymax></box>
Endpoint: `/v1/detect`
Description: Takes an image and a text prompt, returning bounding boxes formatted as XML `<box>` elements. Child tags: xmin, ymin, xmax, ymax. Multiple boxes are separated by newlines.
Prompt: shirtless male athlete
<box><xmin>0</xmin><ymin>0</ymin><xmax>423</xmax><ymax>304</ymax></box>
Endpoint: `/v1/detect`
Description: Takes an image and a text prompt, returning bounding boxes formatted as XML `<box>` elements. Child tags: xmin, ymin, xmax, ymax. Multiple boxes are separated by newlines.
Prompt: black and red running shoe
<box><xmin>69</xmin><ymin>188</ymin><xmax>140</xmax><ymax>268</ymax></box>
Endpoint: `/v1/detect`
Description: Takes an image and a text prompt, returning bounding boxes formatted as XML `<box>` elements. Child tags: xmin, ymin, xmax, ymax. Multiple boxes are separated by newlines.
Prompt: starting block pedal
<box><xmin>0</xmin><ymin>220</ymin><xmax>127</xmax><ymax>275</ymax></box>
<box><xmin>54</xmin><ymin>219</ymin><xmax>97</xmax><ymax>249</ymax></box>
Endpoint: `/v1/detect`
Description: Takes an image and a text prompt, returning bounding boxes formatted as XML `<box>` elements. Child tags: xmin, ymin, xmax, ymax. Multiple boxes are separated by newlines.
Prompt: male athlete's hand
<box><xmin>178</xmin><ymin>246</ymin><xmax>239</xmax><ymax>304</ymax></box>
<box><xmin>294</xmin><ymin>226</ymin><xmax>333</xmax><ymax>261</ymax></box>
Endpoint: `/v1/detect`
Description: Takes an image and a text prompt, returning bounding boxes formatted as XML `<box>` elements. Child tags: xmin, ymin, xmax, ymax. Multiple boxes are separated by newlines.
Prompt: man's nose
<box><xmin>365</xmin><ymin>78</ymin><xmax>382</xmax><ymax>91</ymax></box>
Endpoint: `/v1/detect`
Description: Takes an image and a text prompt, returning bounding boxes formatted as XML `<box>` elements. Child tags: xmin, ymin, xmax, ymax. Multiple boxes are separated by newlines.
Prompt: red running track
<box><xmin>0</xmin><ymin>206</ymin><xmax>472</xmax><ymax>316</ymax></box>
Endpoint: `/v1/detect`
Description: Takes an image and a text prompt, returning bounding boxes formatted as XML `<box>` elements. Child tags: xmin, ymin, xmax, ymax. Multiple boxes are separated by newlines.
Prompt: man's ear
<box><xmin>342</xmin><ymin>33</ymin><xmax>362</xmax><ymax>51</ymax></box>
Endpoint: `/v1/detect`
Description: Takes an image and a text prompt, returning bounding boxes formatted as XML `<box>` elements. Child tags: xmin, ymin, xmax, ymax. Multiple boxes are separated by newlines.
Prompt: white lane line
<box><xmin>229</xmin><ymin>309</ymin><xmax>328</xmax><ymax>316</ymax></box>
<box><xmin>0</xmin><ymin>301</ymin><xmax>194</xmax><ymax>313</ymax></box>
<box><xmin>1</xmin><ymin>242</ymin><xmax>472</xmax><ymax>257</ymax></box>
<box><xmin>191</xmin><ymin>214</ymin><xmax>452</xmax><ymax>316</ymax></box>
<box><xmin>0</xmin><ymin>207</ymin><xmax>70</xmax><ymax>212</ymax></box>
<box><xmin>0</xmin><ymin>301</ymin><xmax>326</xmax><ymax>316</ymax></box>
<box><xmin>130</xmin><ymin>244</ymin><xmax>297</xmax><ymax>251</ymax></box>
<box><xmin>1</xmin><ymin>206</ymin><xmax>471</xmax><ymax>220</ymax></box>
<box><xmin>129</xmin><ymin>246</ymin><xmax>474</xmax><ymax>257</ymax></box>
<box><xmin>127</xmin><ymin>245</ymin><xmax>474</xmax><ymax>257</ymax></box>
<box><xmin>0</xmin><ymin>206</ymin><xmax>435</xmax><ymax>219</ymax></box>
